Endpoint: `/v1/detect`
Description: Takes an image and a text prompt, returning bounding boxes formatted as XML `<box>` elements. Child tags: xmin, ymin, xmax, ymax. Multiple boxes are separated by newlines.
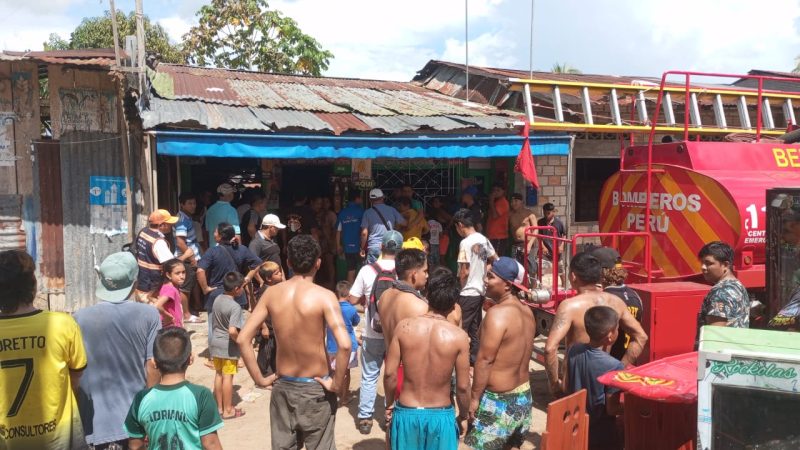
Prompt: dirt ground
<box><xmin>185</xmin><ymin>313</ymin><xmax>550</xmax><ymax>450</ymax></box>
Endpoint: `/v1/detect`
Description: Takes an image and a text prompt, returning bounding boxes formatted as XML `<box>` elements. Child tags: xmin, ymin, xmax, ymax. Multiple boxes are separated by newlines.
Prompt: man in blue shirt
<box><xmin>360</xmin><ymin>188</ymin><xmax>406</xmax><ymax>264</ymax></box>
<box><xmin>337</xmin><ymin>191</ymin><xmax>365</xmax><ymax>283</ymax></box>
<box><xmin>205</xmin><ymin>183</ymin><xmax>240</xmax><ymax>247</ymax></box>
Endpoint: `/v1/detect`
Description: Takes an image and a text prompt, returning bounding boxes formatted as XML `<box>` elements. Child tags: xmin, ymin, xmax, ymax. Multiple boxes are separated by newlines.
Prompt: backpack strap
<box><xmin>372</xmin><ymin>207</ymin><xmax>392</xmax><ymax>230</ymax></box>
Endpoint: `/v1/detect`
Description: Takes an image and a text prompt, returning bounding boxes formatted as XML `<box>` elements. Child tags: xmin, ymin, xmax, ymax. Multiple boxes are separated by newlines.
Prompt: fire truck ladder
<box><xmin>508</xmin><ymin>75</ymin><xmax>800</xmax><ymax>137</ymax></box>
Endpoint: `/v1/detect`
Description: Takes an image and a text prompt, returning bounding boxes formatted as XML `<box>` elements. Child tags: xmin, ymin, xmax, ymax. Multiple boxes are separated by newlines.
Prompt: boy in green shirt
<box><xmin>125</xmin><ymin>328</ymin><xmax>224</xmax><ymax>450</ymax></box>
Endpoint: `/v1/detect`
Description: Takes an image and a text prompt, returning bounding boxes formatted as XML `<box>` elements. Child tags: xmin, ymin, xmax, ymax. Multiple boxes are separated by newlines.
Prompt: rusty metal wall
<box><xmin>0</xmin><ymin>194</ymin><xmax>25</xmax><ymax>250</ymax></box>
<box><xmin>36</xmin><ymin>141</ymin><xmax>65</xmax><ymax>291</ymax></box>
<box><xmin>57</xmin><ymin>131</ymin><xmax>143</xmax><ymax>312</ymax></box>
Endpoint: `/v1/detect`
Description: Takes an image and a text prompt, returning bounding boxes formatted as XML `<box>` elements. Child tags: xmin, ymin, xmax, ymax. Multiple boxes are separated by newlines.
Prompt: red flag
<box><xmin>514</xmin><ymin>121</ymin><xmax>540</xmax><ymax>188</ymax></box>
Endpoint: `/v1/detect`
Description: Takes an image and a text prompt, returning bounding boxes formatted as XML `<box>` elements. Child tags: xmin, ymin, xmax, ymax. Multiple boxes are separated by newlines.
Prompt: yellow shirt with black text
<box><xmin>0</xmin><ymin>310</ymin><xmax>88</xmax><ymax>450</ymax></box>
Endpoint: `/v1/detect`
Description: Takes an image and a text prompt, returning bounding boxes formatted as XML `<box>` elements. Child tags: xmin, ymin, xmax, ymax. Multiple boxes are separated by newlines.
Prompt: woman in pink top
<box><xmin>152</xmin><ymin>259</ymin><xmax>186</xmax><ymax>328</ymax></box>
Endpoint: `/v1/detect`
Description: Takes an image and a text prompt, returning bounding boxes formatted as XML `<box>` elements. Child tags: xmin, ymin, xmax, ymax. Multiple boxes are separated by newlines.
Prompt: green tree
<box><xmin>551</xmin><ymin>62</ymin><xmax>582</xmax><ymax>74</ymax></box>
<box><xmin>43</xmin><ymin>10</ymin><xmax>183</xmax><ymax>63</ymax></box>
<box><xmin>183</xmin><ymin>0</ymin><xmax>333</xmax><ymax>76</ymax></box>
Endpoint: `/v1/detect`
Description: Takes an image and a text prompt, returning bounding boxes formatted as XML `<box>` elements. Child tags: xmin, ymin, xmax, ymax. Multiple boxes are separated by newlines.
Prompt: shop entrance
<box><xmin>279</xmin><ymin>164</ymin><xmax>334</xmax><ymax>209</ymax></box>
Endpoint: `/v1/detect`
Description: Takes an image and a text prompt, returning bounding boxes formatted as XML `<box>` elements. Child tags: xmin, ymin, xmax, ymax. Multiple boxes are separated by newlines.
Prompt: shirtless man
<box><xmin>466</xmin><ymin>257</ymin><xmax>536</xmax><ymax>450</ymax></box>
<box><xmin>544</xmin><ymin>251</ymin><xmax>648</xmax><ymax>397</ymax></box>
<box><xmin>378</xmin><ymin>248</ymin><xmax>430</xmax><ymax>347</ymax></box>
<box><xmin>431</xmin><ymin>266</ymin><xmax>463</xmax><ymax>326</ymax></box>
<box><xmin>237</xmin><ymin>234</ymin><xmax>351</xmax><ymax>450</ymax></box>
<box><xmin>384</xmin><ymin>268</ymin><xmax>470</xmax><ymax>450</ymax></box>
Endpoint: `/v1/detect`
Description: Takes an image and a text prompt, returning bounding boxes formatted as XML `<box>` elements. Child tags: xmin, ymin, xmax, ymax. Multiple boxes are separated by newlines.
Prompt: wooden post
<box><xmin>108</xmin><ymin>0</ymin><xmax>121</xmax><ymax>67</ymax></box>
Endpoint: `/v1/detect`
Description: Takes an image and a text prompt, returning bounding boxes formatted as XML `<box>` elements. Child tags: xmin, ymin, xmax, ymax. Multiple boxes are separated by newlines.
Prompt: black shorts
<box><xmin>180</xmin><ymin>263</ymin><xmax>198</xmax><ymax>294</ymax></box>
<box><xmin>344</xmin><ymin>252</ymin><xmax>362</xmax><ymax>271</ymax></box>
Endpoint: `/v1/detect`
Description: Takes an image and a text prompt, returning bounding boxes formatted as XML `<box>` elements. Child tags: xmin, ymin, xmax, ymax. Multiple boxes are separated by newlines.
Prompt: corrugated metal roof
<box><xmin>1</xmin><ymin>49</ymin><xmax>116</xmax><ymax>67</ymax></box>
<box><xmin>229</xmin><ymin>79</ymin><xmax>291</xmax><ymax>108</ymax></box>
<box><xmin>142</xmin><ymin>98</ymin><xmax>265</xmax><ymax>130</ymax></box>
<box><xmin>267</xmin><ymin>83</ymin><xmax>347</xmax><ymax>113</ymax></box>
<box><xmin>314</xmin><ymin>113</ymin><xmax>371</xmax><ymax>135</ymax></box>
<box><xmin>142</xmin><ymin>63</ymin><xmax>520</xmax><ymax>135</ymax></box>
<box><xmin>250</xmin><ymin>108</ymin><xmax>333</xmax><ymax>132</ymax></box>
<box><xmin>310</xmin><ymin>86</ymin><xmax>394</xmax><ymax>116</ymax></box>
<box><xmin>354</xmin><ymin>115</ymin><xmax>419</xmax><ymax>134</ymax></box>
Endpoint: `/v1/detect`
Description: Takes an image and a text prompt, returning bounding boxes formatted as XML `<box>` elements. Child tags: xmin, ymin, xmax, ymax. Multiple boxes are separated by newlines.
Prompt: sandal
<box><xmin>185</xmin><ymin>315</ymin><xmax>206</xmax><ymax>324</ymax></box>
<box><xmin>222</xmin><ymin>408</ymin><xmax>246</xmax><ymax>420</ymax></box>
<box><xmin>358</xmin><ymin>418</ymin><xmax>372</xmax><ymax>434</ymax></box>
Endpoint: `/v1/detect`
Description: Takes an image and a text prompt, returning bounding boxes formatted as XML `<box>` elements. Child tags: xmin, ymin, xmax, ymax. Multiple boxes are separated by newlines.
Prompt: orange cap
<box><xmin>148</xmin><ymin>209</ymin><xmax>179</xmax><ymax>225</ymax></box>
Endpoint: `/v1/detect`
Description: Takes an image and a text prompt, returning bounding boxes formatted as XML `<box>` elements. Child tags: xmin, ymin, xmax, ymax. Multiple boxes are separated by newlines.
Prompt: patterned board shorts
<box><xmin>465</xmin><ymin>381</ymin><xmax>533</xmax><ymax>450</ymax></box>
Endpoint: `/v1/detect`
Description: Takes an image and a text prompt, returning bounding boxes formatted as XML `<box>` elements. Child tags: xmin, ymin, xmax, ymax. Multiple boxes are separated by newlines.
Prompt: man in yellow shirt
<box><xmin>397</xmin><ymin>198</ymin><xmax>429</xmax><ymax>240</ymax></box>
<box><xmin>0</xmin><ymin>250</ymin><xmax>88</xmax><ymax>450</ymax></box>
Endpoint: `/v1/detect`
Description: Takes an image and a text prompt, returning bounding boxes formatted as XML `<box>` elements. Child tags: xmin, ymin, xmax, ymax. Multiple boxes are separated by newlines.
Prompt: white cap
<box><xmin>261</xmin><ymin>214</ymin><xmax>286</xmax><ymax>229</ymax></box>
<box><xmin>217</xmin><ymin>183</ymin><xmax>235</xmax><ymax>195</ymax></box>
<box><xmin>369</xmin><ymin>188</ymin><xmax>384</xmax><ymax>199</ymax></box>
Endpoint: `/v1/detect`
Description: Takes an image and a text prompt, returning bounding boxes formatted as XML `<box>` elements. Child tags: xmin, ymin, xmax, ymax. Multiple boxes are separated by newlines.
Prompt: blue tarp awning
<box><xmin>153</xmin><ymin>131</ymin><xmax>570</xmax><ymax>159</ymax></box>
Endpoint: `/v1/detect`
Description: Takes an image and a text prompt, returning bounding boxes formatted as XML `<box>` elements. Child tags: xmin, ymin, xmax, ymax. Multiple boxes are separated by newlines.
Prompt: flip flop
<box><xmin>185</xmin><ymin>315</ymin><xmax>206</xmax><ymax>324</ymax></box>
<box><xmin>222</xmin><ymin>408</ymin><xmax>246</xmax><ymax>420</ymax></box>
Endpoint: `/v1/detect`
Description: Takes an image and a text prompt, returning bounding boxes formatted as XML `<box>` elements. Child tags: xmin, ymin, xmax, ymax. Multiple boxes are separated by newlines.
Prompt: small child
<box><xmin>256</xmin><ymin>261</ymin><xmax>284</xmax><ymax>379</ymax></box>
<box><xmin>327</xmin><ymin>280</ymin><xmax>360</xmax><ymax>405</ymax></box>
<box><xmin>152</xmin><ymin>259</ymin><xmax>186</xmax><ymax>328</ymax></box>
<box><xmin>210</xmin><ymin>272</ymin><xmax>247</xmax><ymax>419</ymax></box>
<box><xmin>125</xmin><ymin>327</ymin><xmax>223</xmax><ymax>449</ymax></box>
<box><xmin>426</xmin><ymin>216</ymin><xmax>443</xmax><ymax>266</ymax></box>
<box><xmin>567</xmin><ymin>306</ymin><xmax>625</xmax><ymax>449</ymax></box>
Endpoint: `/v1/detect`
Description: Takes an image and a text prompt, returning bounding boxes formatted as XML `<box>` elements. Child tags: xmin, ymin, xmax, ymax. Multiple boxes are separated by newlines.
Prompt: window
<box><xmin>575</xmin><ymin>158</ymin><xmax>618</xmax><ymax>222</ymax></box>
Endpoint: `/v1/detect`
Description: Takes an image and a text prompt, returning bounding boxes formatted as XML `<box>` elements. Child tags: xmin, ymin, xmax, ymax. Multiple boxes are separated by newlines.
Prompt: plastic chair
<box><xmin>541</xmin><ymin>389</ymin><xmax>589</xmax><ymax>450</ymax></box>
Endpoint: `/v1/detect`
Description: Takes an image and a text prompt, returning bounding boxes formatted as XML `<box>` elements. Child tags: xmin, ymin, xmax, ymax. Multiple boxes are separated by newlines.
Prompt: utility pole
<box><xmin>465</xmin><ymin>0</ymin><xmax>469</xmax><ymax>103</ymax></box>
<box><xmin>135</xmin><ymin>0</ymin><xmax>146</xmax><ymax>89</ymax></box>
<box><xmin>108</xmin><ymin>0</ymin><xmax>121</xmax><ymax>67</ymax></box>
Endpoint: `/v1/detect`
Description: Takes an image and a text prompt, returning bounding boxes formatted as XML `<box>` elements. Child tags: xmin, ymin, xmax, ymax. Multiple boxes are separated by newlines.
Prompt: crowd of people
<box><xmin>0</xmin><ymin>177</ymin><xmax>757</xmax><ymax>450</ymax></box>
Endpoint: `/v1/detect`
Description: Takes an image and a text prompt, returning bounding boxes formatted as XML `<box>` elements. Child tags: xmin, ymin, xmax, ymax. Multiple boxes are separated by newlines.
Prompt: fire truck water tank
<box><xmin>599</xmin><ymin>141</ymin><xmax>800</xmax><ymax>288</ymax></box>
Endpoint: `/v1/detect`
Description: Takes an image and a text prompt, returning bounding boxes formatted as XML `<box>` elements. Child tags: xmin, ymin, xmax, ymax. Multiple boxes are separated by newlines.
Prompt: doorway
<box><xmin>279</xmin><ymin>164</ymin><xmax>333</xmax><ymax>209</ymax></box>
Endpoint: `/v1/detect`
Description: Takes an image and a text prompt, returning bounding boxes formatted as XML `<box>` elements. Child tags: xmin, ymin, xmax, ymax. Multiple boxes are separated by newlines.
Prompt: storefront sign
<box><xmin>354</xmin><ymin>179</ymin><xmax>375</xmax><ymax>190</ymax></box>
<box><xmin>710</xmin><ymin>359</ymin><xmax>798</xmax><ymax>379</ymax></box>
<box><xmin>352</xmin><ymin>159</ymin><xmax>372</xmax><ymax>180</ymax></box>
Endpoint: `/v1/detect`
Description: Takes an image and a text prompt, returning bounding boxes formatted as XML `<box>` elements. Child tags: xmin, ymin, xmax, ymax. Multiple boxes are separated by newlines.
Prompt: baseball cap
<box><xmin>261</xmin><ymin>214</ymin><xmax>286</xmax><ymax>229</ymax></box>
<box><xmin>148</xmin><ymin>209</ymin><xmax>179</xmax><ymax>225</ymax></box>
<box><xmin>369</xmin><ymin>188</ymin><xmax>384</xmax><ymax>199</ymax></box>
<box><xmin>217</xmin><ymin>183</ymin><xmax>235</xmax><ymax>195</ymax></box>
<box><xmin>402</xmin><ymin>237</ymin><xmax>425</xmax><ymax>251</ymax></box>
<box><xmin>591</xmin><ymin>247</ymin><xmax>622</xmax><ymax>270</ymax></box>
<box><xmin>463</xmin><ymin>185</ymin><xmax>478</xmax><ymax>197</ymax></box>
<box><xmin>382</xmin><ymin>230</ymin><xmax>404</xmax><ymax>250</ymax></box>
<box><xmin>95</xmin><ymin>252</ymin><xmax>138</xmax><ymax>303</ymax></box>
<box><xmin>490</xmin><ymin>256</ymin><xmax>528</xmax><ymax>292</ymax></box>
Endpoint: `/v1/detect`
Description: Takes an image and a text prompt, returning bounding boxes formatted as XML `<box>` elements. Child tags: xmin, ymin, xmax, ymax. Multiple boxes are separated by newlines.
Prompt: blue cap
<box><xmin>490</xmin><ymin>256</ymin><xmax>527</xmax><ymax>291</ymax></box>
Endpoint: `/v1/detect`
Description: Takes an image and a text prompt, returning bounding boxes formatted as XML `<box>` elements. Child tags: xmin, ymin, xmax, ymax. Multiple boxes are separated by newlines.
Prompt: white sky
<box><xmin>0</xmin><ymin>0</ymin><xmax>798</xmax><ymax>82</ymax></box>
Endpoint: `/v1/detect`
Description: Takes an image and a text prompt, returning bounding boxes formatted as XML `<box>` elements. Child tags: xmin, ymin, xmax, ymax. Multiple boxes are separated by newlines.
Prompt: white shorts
<box><xmin>328</xmin><ymin>351</ymin><xmax>358</xmax><ymax>370</ymax></box>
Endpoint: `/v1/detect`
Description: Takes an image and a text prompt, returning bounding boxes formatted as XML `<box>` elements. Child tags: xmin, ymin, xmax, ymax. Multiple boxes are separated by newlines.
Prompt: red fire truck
<box><xmin>511</xmin><ymin>70</ymin><xmax>800</xmax><ymax>363</ymax></box>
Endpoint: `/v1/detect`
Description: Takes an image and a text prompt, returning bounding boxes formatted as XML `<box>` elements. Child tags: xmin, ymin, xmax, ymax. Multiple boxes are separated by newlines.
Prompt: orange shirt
<box><xmin>487</xmin><ymin>197</ymin><xmax>510</xmax><ymax>239</ymax></box>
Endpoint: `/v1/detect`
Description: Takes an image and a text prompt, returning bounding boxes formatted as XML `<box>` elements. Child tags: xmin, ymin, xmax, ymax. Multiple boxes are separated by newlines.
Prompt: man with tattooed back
<box><xmin>543</xmin><ymin>252</ymin><xmax>648</xmax><ymax>397</ymax></box>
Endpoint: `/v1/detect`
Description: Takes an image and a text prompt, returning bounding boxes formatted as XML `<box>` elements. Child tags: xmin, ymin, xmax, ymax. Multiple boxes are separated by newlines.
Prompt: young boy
<box><xmin>256</xmin><ymin>261</ymin><xmax>283</xmax><ymax>379</ymax></box>
<box><xmin>125</xmin><ymin>327</ymin><xmax>223</xmax><ymax>449</ymax></box>
<box><xmin>567</xmin><ymin>306</ymin><xmax>625</xmax><ymax>449</ymax></box>
<box><xmin>210</xmin><ymin>272</ymin><xmax>247</xmax><ymax>419</ymax></box>
<box><xmin>327</xmin><ymin>280</ymin><xmax>360</xmax><ymax>405</ymax></box>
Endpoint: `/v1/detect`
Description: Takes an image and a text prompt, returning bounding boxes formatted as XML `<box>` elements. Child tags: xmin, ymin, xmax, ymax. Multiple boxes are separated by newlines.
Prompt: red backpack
<box><xmin>367</xmin><ymin>262</ymin><xmax>397</xmax><ymax>333</ymax></box>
